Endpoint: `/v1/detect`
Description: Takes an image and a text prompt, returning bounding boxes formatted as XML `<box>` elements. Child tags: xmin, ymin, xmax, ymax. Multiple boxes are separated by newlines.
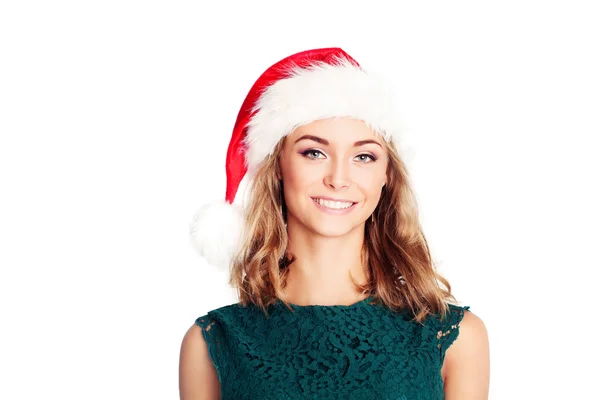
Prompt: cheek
<box><xmin>355</xmin><ymin>168</ymin><xmax>386</xmax><ymax>198</ymax></box>
<box><xmin>364</xmin><ymin>183</ymin><xmax>384</xmax><ymax>201</ymax></box>
<box><xmin>281</xmin><ymin>160</ymin><xmax>314</xmax><ymax>202</ymax></box>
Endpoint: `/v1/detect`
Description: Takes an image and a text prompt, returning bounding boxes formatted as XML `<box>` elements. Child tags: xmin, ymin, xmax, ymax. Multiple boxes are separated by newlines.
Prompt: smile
<box><xmin>311</xmin><ymin>197</ymin><xmax>358</xmax><ymax>214</ymax></box>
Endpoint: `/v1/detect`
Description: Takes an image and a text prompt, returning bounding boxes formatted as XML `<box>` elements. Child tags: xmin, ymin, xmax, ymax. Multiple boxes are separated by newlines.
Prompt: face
<box><xmin>277</xmin><ymin>117</ymin><xmax>388</xmax><ymax>238</ymax></box>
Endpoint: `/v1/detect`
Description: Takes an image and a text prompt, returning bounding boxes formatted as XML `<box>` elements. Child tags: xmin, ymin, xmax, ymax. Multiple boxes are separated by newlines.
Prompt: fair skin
<box><xmin>442</xmin><ymin>311</ymin><xmax>491</xmax><ymax>399</ymax></box>
<box><xmin>179</xmin><ymin>117</ymin><xmax>490</xmax><ymax>399</ymax></box>
<box><xmin>276</xmin><ymin>117</ymin><xmax>387</xmax><ymax>306</ymax></box>
<box><xmin>179</xmin><ymin>324</ymin><xmax>221</xmax><ymax>400</ymax></box>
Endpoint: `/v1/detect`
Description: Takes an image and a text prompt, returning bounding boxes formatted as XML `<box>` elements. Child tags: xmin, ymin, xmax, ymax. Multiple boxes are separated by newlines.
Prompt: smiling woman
<box><xmin>181</xmin><ymin>48</ymin><xmax>490</xmax><ymax>400</ymax></box>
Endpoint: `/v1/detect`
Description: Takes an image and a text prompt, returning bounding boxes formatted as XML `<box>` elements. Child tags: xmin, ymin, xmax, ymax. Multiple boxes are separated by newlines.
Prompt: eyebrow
<box><xmin>294</xmin><ymin>135</ymin><xmax>382</xmax><ymax>148</ymax></box>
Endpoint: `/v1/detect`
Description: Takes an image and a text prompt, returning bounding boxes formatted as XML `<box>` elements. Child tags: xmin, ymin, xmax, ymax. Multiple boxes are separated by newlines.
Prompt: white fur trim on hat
<box><xmin>244</xmin><ymin>59</ymin><xmax>406</xmax><ymax>174</ymax></box>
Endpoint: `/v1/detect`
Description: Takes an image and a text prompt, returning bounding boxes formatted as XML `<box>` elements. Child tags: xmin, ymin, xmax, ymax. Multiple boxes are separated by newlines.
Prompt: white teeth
<box><xmin>314</xmin><ymin>198</ymin><xmax>354</xmax><ymax>210</ymax></box>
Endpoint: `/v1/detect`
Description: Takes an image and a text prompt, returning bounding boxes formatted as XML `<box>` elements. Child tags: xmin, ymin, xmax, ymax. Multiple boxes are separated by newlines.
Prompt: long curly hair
<box><xmin>229</xmin><ymin>135</ymin><xmax>457</xmax><ymax>323</ymax></box>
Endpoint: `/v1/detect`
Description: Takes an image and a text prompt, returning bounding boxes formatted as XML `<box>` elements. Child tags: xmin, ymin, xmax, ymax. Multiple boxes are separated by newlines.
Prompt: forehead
<box><xmin>287</xmin><ymin>117</ymin><xmax>382</xmax><ymax>144</ymax></box>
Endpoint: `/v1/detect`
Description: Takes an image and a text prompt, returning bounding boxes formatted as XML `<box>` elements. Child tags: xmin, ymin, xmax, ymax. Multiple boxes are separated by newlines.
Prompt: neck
<box><xmin>282</xmin><ymin>217</ymin><xmax>369</xmax><ymax>306</ymax></box>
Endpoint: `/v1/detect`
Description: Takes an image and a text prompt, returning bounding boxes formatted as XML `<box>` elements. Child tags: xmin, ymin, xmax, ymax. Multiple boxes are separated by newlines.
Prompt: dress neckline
<box><xmin>274</xmin><ymin>295</ymin><xmax>373</xmax><ymax>309</ymax></box>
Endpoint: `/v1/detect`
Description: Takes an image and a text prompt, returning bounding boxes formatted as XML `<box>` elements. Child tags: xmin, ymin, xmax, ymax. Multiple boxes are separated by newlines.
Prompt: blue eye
<box><xmin>301</xmin><ymin>149</ymin><xmax>325</xmax><ymax>159</ymax></box>
<box><xmin>355</xmin><ymin>154</ymin><xmax>376</xmax><ymax>163</ymax></box>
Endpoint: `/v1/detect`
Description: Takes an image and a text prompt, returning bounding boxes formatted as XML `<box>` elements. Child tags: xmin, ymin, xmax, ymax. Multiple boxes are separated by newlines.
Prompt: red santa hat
<box><xmin>189</xmin><ymin>47</ymin><xmax>412</xmax><ymax>269</ymax></box>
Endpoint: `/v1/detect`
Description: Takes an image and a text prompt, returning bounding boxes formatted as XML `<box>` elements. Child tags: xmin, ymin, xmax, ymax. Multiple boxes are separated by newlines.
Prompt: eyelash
<box><xmin>300</xmin><ymin>149</ymin><xmax>377</xmax><ymax>163</ymax></box>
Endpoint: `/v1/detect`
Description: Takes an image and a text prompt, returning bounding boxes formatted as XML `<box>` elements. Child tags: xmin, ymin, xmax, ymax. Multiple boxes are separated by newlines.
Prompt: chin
<box><xmin>308</xmin><ymin>220</ymin><xmax>363</xmax><ymax>238</ymax></box>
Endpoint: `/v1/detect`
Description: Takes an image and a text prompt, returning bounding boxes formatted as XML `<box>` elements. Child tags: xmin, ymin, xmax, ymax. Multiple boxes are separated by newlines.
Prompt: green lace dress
<box><xmin>195</xmin><ymin>296</ymin><xmax>469</xmax><ymax>400</ymax></box>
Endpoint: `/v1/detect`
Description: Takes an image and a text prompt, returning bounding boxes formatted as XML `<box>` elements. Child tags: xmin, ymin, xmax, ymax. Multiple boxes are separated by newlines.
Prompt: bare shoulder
<box><xmin>179</xmin><ymin>323</ymin><xmax>221</xmax><ymax>400</ymax></box>
<box><xmin>442</xmin><ymin>310</ymin><xmax>490</xmax><ymax>399</ymax></box>
<box><xmin>456</xmin><ymin>309</ymin><xmax>488</xmax><ymax>341</ymax></box>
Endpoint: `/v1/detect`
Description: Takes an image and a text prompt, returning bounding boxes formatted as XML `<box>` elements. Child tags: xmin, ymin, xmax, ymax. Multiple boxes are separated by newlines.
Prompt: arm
<box><xmin>441</xmin><ymin>310</ymin><xmax>490</xmax><ymax>399</ymax></box>
<box><xmin>179</xmin><ymin>324</ymin><xmax>221</xmax><ymax>400</ymax></box>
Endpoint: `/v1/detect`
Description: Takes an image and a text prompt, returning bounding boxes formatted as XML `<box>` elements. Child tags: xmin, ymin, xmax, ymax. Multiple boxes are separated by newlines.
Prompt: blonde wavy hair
<box><xmin>230</xmin><ymin>135</ymin><xmax>458</xmax><ymax>323</ymax></box>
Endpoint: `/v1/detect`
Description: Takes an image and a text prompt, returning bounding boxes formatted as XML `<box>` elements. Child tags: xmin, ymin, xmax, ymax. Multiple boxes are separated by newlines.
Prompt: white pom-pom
<box><xmin>189</xmin><ymin>200</ymin><xmax>245</xmax><ymax>270</ymax></box>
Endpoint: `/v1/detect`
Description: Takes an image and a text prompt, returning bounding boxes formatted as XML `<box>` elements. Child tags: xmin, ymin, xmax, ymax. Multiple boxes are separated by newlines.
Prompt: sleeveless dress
<box><xmin>195</xmin><ymin>296</ymin><xmax>470</xmax><ymax>400</ymax></box>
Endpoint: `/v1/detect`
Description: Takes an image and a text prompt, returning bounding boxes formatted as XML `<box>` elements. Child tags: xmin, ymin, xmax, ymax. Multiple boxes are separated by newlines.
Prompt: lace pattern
<box><xmin>195</xmin><ymin>299</ymin><xmax>469</xmax><ymax>399</ymax></box>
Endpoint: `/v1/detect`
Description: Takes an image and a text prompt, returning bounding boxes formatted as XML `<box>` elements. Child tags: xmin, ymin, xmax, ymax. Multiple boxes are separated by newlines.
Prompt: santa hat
<box><xmin>189</xmin><ymin>47</ymin><xmax>412</xmax><ymax>269</ymax></box>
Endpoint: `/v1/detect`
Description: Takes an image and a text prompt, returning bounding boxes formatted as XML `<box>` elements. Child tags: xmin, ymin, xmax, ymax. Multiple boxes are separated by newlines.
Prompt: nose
<box><xmin>323</xmin><ymin>158</ymin><xmax>351</xmax><ymax>190</ymax></box>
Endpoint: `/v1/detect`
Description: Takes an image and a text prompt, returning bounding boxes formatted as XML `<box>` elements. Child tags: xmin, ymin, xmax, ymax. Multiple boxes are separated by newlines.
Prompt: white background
<box><xmin>1</xmin><ymin>1</ymin><xmax>598</xmax><ymax>399</ymax></box>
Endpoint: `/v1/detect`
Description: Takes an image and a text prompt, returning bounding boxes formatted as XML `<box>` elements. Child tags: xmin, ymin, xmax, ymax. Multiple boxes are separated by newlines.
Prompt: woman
<box><xmin>180</xmin><ymin>48</ymin><xmax>490</xmax><ymax>399</ymax></box>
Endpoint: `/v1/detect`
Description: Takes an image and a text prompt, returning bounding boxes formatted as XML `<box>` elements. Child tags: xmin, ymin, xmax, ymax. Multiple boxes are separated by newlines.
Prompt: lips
<box><xmin>311</xmin><ymin>197</ymin><xmax>358</xmax><ymax>214</ymax></box>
